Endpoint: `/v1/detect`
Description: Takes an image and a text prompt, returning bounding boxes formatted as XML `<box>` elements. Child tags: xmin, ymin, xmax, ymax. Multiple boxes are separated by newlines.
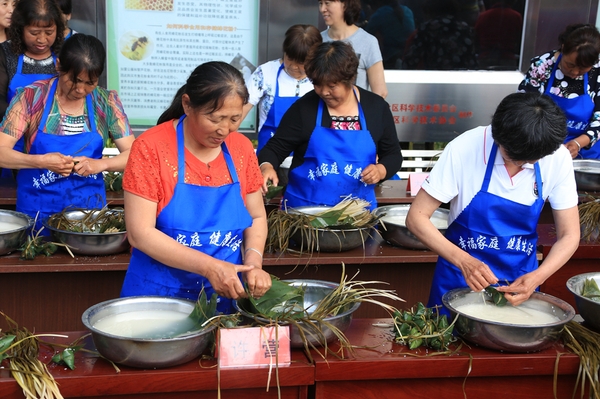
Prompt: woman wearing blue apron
<box><xmin>243</xmin><ymin>24</ymin><xmax>322</xmax><ymax>153</ymax></box>
<box><xmin>258</xmin><ymin>41</ymin><xmax>402</xmax><ymax>208</ymax></box>
<box><xmin>284</xmin><ymin>92</ymin><xmax>377</xmax><ymax>209</ymax></box>
<box><xmin>16</xmin><ymin>79</ymin><xmax>104</xmax><ymax>230</ymax></box>
<box><xmin>121</xmin><ymin>62</ymin><xmax>271</xmax><ymax>313</ymax></box>
<box><xmin>0</xmin><ymin>0</ymin><xmax>65</xmax><ymax>177</ymax></box>
<box><xmin>406</xmin><ymin>93</ymin><xmax>580</xmax><ymax>315</ymax></box>
<box><xmin>544</xmin><ymin>54</ymin><xmax>598</xmax><ymax>158</ymax></box>
<box><xmin>0</xmin><ymin>34</ymin><xmax>135</xmax><ymax>232</ymax></box>
<box><xmin>519</xmin><ymin>23</ymin><xmax>600</xmax><ymax>159</ymax></box>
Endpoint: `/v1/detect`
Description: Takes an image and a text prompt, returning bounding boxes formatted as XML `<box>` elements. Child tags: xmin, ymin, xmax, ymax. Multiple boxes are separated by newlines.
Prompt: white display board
<box><xmin>106</xmin><ymin>0</ymin><xmax>259</xmax><ymax>128</ymax></box>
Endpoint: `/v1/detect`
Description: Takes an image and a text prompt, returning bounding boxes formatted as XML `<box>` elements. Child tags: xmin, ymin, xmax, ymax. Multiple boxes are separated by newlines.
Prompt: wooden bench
<box><xmin>396</xmin><ymin>149</ymin><xmax>442</xmax><ymax>179</ymax></box>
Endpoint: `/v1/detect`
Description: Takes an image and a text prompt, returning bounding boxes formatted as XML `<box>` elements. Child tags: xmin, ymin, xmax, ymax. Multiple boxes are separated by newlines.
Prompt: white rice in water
<box><xmin>455</xmin><ymin>301</ymin><xmax>560</xmax><ymax>325</ymax></box>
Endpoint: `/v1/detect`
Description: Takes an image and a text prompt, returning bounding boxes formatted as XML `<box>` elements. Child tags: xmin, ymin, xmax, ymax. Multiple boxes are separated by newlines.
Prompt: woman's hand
<box><xmin>361</xmin><ymin>163</ymin><xmax>386</xmax><ymax>185</ymax></box>
<box><xmin>72</xmin><ymin>156</ymin><xmax>107</xmax><ymax>176</ymax></box>
<box><xmin>260</xmin><ymin>163</ymin><xmax>278</xmax><ymax>194</ymax></box>
<box><xmin>564</xmin><ymin>135</ymin><xmax>590</xmax><ymax>158</ymax></box>
<box><xmin>495</xmin><ymin>273</ymin><xmax>539</xmax><ymax>306</ymax></box>
<box><xmin>205</xmin><ymin>260</ymin><xmax>254</xmax><ymax>299</ymax></box>
<box><xmin>243</xmin><ymin>268</ymin><xmax>272</xmax><ymax>298</ymax></box>
<box><xmin>458</xmin><ymin>257</ymin><xmax>499</xmax><ymax>293</ymax></box>
<box><xmin>41</xmin><ymin>153</ymin><xmax>75</xmax><ymax>177</ymax></box>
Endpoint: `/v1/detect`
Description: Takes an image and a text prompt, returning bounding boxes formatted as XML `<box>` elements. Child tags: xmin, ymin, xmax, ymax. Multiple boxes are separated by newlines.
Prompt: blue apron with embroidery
<box><xmin>283</xmin><ymin>91</ymin><xmax>377</xmax><ymax>209</ymax></box>
<box><xmin>544</xmin><ymin>54</ymin><xmax>598</xmax><ymax>159</ymax></box>
<box><xmin>428</xmin><ymin>144</ymin><xmax>544</xmax><ymax>315</ymax></box>
<box><xmin>121</xmin><ymin>116</ymin><xmax>252</xmax><ymax>314</ymax></box>
<box><xmin>16</xmin><ymin>79</ymin><xmax>105</xmax><ymax>232</ymax></box>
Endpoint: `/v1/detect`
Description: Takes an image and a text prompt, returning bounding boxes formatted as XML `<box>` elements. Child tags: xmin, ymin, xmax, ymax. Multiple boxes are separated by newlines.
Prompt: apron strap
<box><xmin>546</xmin><ymin>54</ymin><xmax>589</xmax><ymax>93</ymax></box>
<box><xmin>274</xmin><ymin>63</ymin><xmax>284</xmax><ymax>97</ymax></box>
<box><xmin>314</xmin><ymin>87</ymin><xmax>369</xmax><ymax>130</ymax></box>
<box><xmin>483</xmin><ymin>142</ymin><xmax>543</xmax><ymax>199</ymax></box>
<box><xmin>38</xmin><ymin>79</ymin><xmax>59</xmax><ymax>129</ymax></box>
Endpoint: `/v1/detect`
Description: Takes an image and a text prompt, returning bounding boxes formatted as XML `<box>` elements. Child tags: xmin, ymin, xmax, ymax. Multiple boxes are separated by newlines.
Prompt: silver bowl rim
<box><xmin>373</xmin><ymin>204</ymin><xmax>449</xmax><ymax>227</ymax></box>
<box><xmin>43</xmin><ymin>209</ymin><xmax>127</xmax><ymax>236</ymax></box>
<box><xmin>566</xmin><ymin>272</ymin><xmax>600</xmax><ymax>306</ymax></box>
<box><xmin>81</xmin><ymin>295</ymin><xmax>216</xmax><ymax>342</ymax></box>
<box><xmin>0</xmin><ymin>209</ymin><xmax>34</xmax><ymax>233</ymax></box>
<box><xmin>286</xmin><ymin>205</ymin><xmax>377</xmax><ymax>232</ymax></box>
<box><xmin>573</xmin><ymin>159</ymin><xmax>600</xmax><ymax>173</ymax></box>
<box><xmin>442</xmin><ymin>287</ymin><xmax>575</xmax><ymax>328</ymax></box>
<box><xmin>234</xmin><ymin>279</ymin><xmax>361</xmax><ymax>323</ymax></box>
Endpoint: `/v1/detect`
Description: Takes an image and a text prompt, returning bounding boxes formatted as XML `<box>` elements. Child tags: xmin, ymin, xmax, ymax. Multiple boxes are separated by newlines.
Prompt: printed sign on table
<box><xmin>218</xmin><ymin>325</ymin><xmax>291</xmax><ymax>369</ymax></box>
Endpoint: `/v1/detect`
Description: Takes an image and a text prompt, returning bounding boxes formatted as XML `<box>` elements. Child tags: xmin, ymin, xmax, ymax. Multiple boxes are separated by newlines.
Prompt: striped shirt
<box><xmin>0</xmin><ymin>77</ymin><xmax>132</xmax><ymax>151</ymax></box>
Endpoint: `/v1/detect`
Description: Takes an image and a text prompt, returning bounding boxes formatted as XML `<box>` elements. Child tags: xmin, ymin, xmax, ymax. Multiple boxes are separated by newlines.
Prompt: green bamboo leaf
<box><xmin>484</xmin><ymin>286</ymin><xmax>508</xmax><ymax>307</ymax></box>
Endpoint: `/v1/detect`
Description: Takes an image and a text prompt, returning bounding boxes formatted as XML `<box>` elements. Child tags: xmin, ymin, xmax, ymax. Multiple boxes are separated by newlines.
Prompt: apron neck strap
<box><xmin>176</xmin><ymin>115</ymin><xmax>239</xmax><ymax>184</ymax></box>
<box><xmin>484</xmin><ymin>143</ymin><xmax>543</xmax><ymax>198</ymax></box>
<box><xmin>315</xmin><ymin>87</ymin><xmax>368</xmax><ymax>130</ymax></box>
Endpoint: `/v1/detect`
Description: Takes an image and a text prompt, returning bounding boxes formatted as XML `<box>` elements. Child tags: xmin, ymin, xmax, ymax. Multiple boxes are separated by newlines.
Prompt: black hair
<box><xmin>558</xmin><ymin>23</ymin><xmax>600</xmax><ymax>69</ymax></box>
<box><xmin>304</xmin><ymin>41</ymin><xmax>358</xmax><ymax>87</ymax></box>
<box><xmin>157</xmin><ymin>61</ymin><xmax>248</xmax><ymax>125</ymax></box>
<box><xmin>320</xmin><ymin>0</ymin><xmax>361</xmax><ymax>25</ymax></box>
<box><xmin>9</xmin><ymin>0</ymin><xmax>65</xmax><ymax>55</ymax></box>
<box><xmin>56</xmin><ymin>0</ymin><xmax>72</xmax><ymax>15</ymax></box>
<box><xmin>491</xmin><ymin>92</ymin><xmax>567</xmax><ymax>161</ymax></box>
<box><xmin>58</xmin><ymin>33</ymin><xmax>105</xmax><ymax>83</ymax></box>
<box><xmin>282</xmin><ymin>24</ymin><xmax>322</xmax><ymax>64</ymax></box>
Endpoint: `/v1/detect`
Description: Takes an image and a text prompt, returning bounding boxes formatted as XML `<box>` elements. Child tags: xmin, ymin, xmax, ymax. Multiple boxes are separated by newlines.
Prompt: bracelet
<box><xmin>244</xmin><ymin>247</ymin><xmax>263</xmax><ymax>260</ymax></box>
<box><xmin>573</xmin><ymin>140</ymin><xmax>581</xmax><ymax>151</ymax></box>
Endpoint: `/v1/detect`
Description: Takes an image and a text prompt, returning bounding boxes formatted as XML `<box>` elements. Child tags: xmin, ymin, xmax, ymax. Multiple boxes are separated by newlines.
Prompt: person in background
<box><xmin>403</xmin><ymin>0</ymin><xmax>477</xmax><ymax>70</ymax></box>
<box><xmin>0</xmin><ymin>0</ymin><xmax>64</xmax><ymax>120</ymax></box>
<box><xmin>57</xmin><ymin>0</ymin><xmax>76</xmax><ymax>40</ymax></box>
<box><xmin>242</xmin><ymin>24</ymin><xmax>322</xmax><ymax>153</ymax></box>
<box><xmin>318</xmin><ymin>0</ymin><xmax>387</xmax><ymax>98</ymax></box>
<box><xmin>0</xmin><ymin>1</ymin><xmax>14</xmax><ymax>43</ymax></box>
<box><xmin>474</xmin><ymin>0</ymin><xmax>522</xmax><ymax>69</ymax></box>
<box><xmin>259</xmin><ymin>41</ymin><xmax>402</xmax><ymax>210</ymax></box>
<box><xmin>406</xmin><ymin>92</ymin><xmax>579</xmax><ymax>315</ymax></box>
<box><xmin>519</xmin><ymin>23</ymin><xmax>600</xmax><ymax>159</ymax></box>
<box><xmin>0</xmin><ymin>34</ymin><xmax>134</xmax><ymax>230</ymax></box>
<box><xmin>364</xmin><ymin>0</ymin><xmax>415</xmax><ymax>70</ymax></box>
<box><xmin>121</xmin><ymin>62</ymin><xmax>271</xmax><ymax>313</ymax></box>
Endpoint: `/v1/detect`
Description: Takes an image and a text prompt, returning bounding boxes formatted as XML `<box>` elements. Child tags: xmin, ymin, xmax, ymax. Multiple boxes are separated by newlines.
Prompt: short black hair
<box><xmin>491</xmin><ymin>92</ymin><xmax>567</xmax><ymax>161</ymax></box>
<box><xmin>304</xmin><ymin>41</ymin><xmax>358</xmax><ymax>87</ymax></box>
<box><xmin>58</xmin><ymin>33</ymin><xmax>105</xmax><ymax>82</ymax></box>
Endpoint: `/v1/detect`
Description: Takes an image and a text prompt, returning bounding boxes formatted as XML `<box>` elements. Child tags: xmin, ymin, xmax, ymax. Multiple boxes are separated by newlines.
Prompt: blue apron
<box><xmin>283</xmin><ymin>91</ymin><xmax>377</xmax><ymax>210</ymax></box>
<box><xmin>8</xmin><ymin>53</ymin><xmax>57</xmax><ymax>102</ymax></box>
<box><xmin>428</xmin><ymin>143</ymin><xmax>544</xmax><ymax>315</ymax></box>
<box><xmin>16</xmin><ymin>79</ymin><xmax>105</xmax><ymax>232</ymax></box>
<box><xmin>121</xmin><ymin>116</ymin><xmax>253</xmax><ymax>314</ymax></box>
<box><xmin>1</xmin><ymin>53</ymin><xmax>58</xmax><ymax>179</ymax></box>
<box><xmin>545</xmin><ymin>54</ymin><xmax>598</xmax><ymax>159</ymax></box>
<box><xmin>257</xmin><ymin>63</ymin><xmax>303</xmax><ymax>153</ymax></box>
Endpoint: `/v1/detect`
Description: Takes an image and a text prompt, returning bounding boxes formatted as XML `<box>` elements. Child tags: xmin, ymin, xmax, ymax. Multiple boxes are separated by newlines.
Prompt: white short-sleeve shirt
<box><xmin>422</xmin><ymin>125</ymin><xmax>578</xmax><ymax>225</ymax></box>
<box><xmin>246</xmin><ymin>59</ymin><xmax>313</xmax><ymax>131</ymax></box>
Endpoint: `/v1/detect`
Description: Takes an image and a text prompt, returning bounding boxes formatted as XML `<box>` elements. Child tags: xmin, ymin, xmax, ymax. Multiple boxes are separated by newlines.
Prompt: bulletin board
<box><xmin>106</xmin><ymin>0</ymin><xmax>259</xmax><ymax>128</ymax></box>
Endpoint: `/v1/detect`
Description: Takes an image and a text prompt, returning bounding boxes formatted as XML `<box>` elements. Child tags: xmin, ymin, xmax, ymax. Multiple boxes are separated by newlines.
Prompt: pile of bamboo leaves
<box><xmin>558</xmin><ymin>321</ymin><xmax>600</xmax><ymax>398</ymax></box>
<box><xmin>0</xmin><ymin>312</ymin><xmax>67</xmax><ymax>399</ymax></box>
<box><xmin>266</xmin><ymin>196</ymin><xmax>381</xmax><ymax>254</ymax></box>
<box><xmin>46</xmin><ymin>207</ymin><xmax>126</xmax><ymax>234</ymax></box>
<box><xmin>578</xmin><ymin>195</ymin><xmax>600</xmax><ymax>242</ymax></box>
<box><xmin>238</xmin><ymin>264</ymin><xmax>404</xmax><ymax>361</ymax></box>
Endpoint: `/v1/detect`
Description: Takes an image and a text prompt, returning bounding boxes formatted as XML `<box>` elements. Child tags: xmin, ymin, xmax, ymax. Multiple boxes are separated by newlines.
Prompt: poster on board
<box><xmin>106</xmin><ymin>0</ymin><xmax>259</xmax><ymax>129</ymax></box>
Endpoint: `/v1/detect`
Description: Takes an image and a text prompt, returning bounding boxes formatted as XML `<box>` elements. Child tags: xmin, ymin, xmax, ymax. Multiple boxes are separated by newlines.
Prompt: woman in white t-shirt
<box><xmin>406</xmin><ymin>92</ymin><xmax>580</xmax><ymax>315</ymax></box>
<box><xmin>242</xmin><ymin>24</ymin><xmax>322</xmax><ymax>153</ymax></box>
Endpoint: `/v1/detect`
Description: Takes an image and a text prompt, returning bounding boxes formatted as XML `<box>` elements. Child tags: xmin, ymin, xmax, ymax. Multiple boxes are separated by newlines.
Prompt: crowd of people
<box><xmin>0</xmin><ymin>0</ymin><xmax>594</xmax><ymax>314</ymax></box>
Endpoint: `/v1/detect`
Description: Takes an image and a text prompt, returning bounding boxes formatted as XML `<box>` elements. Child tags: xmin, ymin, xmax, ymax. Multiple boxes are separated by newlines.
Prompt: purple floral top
<box><xmin>518</xmin><ymin>50</ymin><xmax>600</xmax><ymax>147</ymax></box>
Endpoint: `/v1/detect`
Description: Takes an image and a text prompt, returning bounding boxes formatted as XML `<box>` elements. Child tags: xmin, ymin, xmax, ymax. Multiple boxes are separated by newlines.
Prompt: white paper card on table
<box><xmin>407</xmin><ymin>172</ymin><xmax>429</xmax><ymax>196</ymax></box>
<box><xmin>218</xmin><ymin>325</ymin><xmax>291</xmax><ymax>369</ymax></box>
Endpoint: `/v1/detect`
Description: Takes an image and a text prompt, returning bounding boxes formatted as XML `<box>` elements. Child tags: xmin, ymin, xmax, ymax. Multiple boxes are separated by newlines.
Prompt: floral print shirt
<box><xmin>518</xmin><ymin>50</ymin><xmax>600</xmax><ymax>147</ymax></box>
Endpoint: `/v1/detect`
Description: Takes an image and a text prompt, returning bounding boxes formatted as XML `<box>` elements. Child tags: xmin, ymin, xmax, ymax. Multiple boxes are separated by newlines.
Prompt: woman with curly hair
<box><xmin>0</xmin><ymin>0</ymin><xmax>64</xmax><ymax>120</ymax></box>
